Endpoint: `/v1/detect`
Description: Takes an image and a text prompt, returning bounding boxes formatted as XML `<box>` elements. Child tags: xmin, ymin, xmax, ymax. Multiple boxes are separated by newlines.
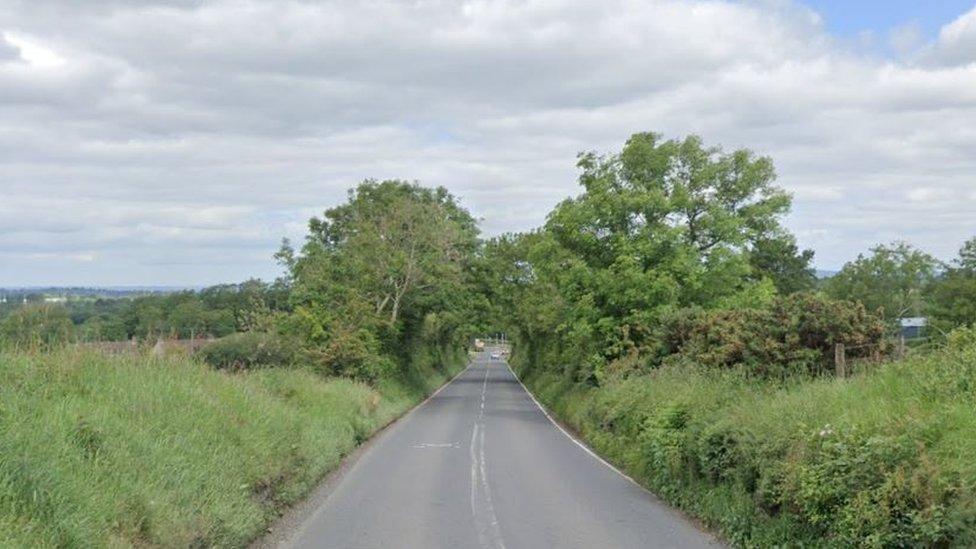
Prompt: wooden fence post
<box><xmin>898</xmin><ymin>335</ymin><xmax>906</xmax><ymax>360</ymax></box>
<box><xmin>834</xmin><ymin>343</ymin><xmax>846</xmax><ymax>378</ymax></box>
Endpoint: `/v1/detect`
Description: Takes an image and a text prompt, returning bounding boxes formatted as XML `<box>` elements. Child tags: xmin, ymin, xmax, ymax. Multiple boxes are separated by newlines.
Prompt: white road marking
<box><xmin>470</xmin><ymin>421</ymin><xmax>481</xmax><ymax>539</ymax></box>
<box><xmin>470</xmin><ymin>361</ymin><xmax>506</xmax><ymax>549</ymax></box>
<box><xmin>410</xmin><ymin>442</ymin><xmax>460</xmax><ymax>449</ymax></box>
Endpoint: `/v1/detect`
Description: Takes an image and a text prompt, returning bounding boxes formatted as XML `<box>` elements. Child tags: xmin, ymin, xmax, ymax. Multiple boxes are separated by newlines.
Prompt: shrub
<box><xmin>658</xmin><ymin>293</ymin><xmax>888</xmax><ymax>377</ymax></box>
<box><xmin>305</xmin><ymin>327</ymin><xmax>394</xmax><ymax>382</ymax></box>
<box><xmin>946</xmin><ymin>325</ymin><xmax>976</xmax><ymax>352</ymax></box>
<box><xmin>198</xmin><ymin>331</ymin><xmax>296</xmax><ymax>370</ymax></box>
<box><xmin>787</xmin><ymin>429</ymin><xmax>952</xmax><ymax>546</ymax></box>
<box><xmin>697</xmin><ymin>423</ymin><xmax>743</xmax><ymax>484</ymax></box>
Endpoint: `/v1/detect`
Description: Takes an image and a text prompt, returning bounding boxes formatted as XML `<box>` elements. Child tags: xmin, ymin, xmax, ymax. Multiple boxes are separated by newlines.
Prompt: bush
<box><xmin>199</xmin><ymin>331</ymin><xmax>296</xmax><ymax>370</ymax></box>
<box><xmin>946</xmin><ymin>325</ymin><xmax>976</xmax><ymax>351</ymax></box>
<box><xmin>657</xmin><ymin>293</ymin><xmax>888</xmax><ymax>378</ymax></box>
<box><xmin>305</xmin><ymin>327</ymin><xmax>394</xmax><ymax>382</ymax></box>
<box><xmin>788</xmin><ymin>430</ymin><xmax>951</xmax><ymax>546</ymax></box>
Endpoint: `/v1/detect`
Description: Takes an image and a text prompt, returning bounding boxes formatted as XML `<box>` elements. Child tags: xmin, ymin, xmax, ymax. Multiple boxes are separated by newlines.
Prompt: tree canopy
<box><xmin>280</xmin><ymin>179</ymin><xmax>481</xmax><ymax>379</ymax></box>
<box><xmin>928</xmin><ymin>237</ymin><xmax>976</xmax><ymax>333</ymax></box>
<box><xmin>824</xmin><ymin>242</ymin><xmax>940</xmax><ymax>324</ymax></box>
<box><xmin>485</xmin><ymin>132</ymin><xmax>805</xmax><ymax>381</ymax></box>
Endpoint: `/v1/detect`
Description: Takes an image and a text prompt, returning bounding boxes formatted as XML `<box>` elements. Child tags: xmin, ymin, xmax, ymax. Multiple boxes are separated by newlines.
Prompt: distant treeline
<box><xmin>0</xmin><ymin>286</ymin><xmax>188</xmax><ymax>299</ymax></box>
<box><xmin>0</xmin><ymin>280</ymin><xmax>290</xmax><ymax>345</ymax></box>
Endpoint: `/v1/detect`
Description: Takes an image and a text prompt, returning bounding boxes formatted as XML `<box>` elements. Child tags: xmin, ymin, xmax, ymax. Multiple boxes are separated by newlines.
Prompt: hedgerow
<box><xmin>516</xmin><ymin>341</ymin><xmax>976</xmax><ymax>547</ymax></box>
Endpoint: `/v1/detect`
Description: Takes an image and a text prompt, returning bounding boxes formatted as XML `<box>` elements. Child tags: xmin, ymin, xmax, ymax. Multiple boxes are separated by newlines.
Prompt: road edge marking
<box><xmin>504</xmin><ymin>363</ymin><xmax>647</xmax><ymax>491</ymax></box>
<box><xmin>505</xmin><ymin>361</ymin><xmax>724</xmax><ymax>546</ymax></box>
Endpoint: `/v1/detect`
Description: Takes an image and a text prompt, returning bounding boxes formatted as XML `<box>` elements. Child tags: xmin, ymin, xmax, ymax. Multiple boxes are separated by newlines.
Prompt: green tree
<box><xmin>928</xmin><ymin>237</ymin><xmax>976</xmax><ymax>333</ymax></box>
<box><xmin>198</xmin><ymin>279</ymin><xmax>289</xmax><ymax>332</ymax></box>
<box><xmin>749</xmin><ymin>233</ymin><xmax>816</xmax><ymax>294</ymax></box>
<box><xmin>127</xmin><ymin>299</ymin><xmax>167</xmax><ymax>339</ymax></box>
<box><xmin>824</xmin><ymin>242</ymin><xmax>940</xmax><ymax>324</ymax></box>
<box><xmin>293</xmin><ymin>180</ymin><xmax>478</xmax><ymax>329</ymax></box>
<box><xmin>168</xmin><ymin>300</ymin><xmax>210</xmax><ymax>338</ymax></box>
<box><xmin>282</xmin><ymin>180</ymin><xmax>480</xmax><ymax>379</ymax></box>
<box><xmin>77</xmin><ymin>315</ymin><xmax>127</xmax><ymax>342</ymax></box>
<box><xmin>957</xmin><ymin>237</ymin><xmax>976</xmax><ymax>272</ymax></box>
<box><xmin>538</xmin><ymin>132</ymin><xmax>793</xmax><ymax>371</ymax></box>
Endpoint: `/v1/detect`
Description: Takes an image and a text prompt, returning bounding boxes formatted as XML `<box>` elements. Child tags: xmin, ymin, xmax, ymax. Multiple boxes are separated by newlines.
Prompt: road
<box><xmin>279</xmin><ymin>352</ymin><xmax>720</xmax><ymax>549</ymax></box>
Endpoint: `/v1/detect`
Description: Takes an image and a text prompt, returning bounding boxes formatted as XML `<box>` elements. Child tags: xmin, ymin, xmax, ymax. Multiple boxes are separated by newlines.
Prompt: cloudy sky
<box><xmin>2</xmin><ymin>0</ymin><xmax>976</xmax><ymax>286</ymax></box>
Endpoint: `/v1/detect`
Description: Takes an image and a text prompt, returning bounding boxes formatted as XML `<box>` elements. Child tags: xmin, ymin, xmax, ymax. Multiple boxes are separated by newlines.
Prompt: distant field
<box><xmin>0</xmin><ymin>348</ymin><xmax>462</xmax><ymax>547</ymax></box>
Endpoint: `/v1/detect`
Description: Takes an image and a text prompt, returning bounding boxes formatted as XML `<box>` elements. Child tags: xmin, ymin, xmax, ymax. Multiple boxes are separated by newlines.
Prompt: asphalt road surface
<box><xmin>280</xmin><ymin>352</ymin><xmax>720</xmax><ymax>549</ymax></box>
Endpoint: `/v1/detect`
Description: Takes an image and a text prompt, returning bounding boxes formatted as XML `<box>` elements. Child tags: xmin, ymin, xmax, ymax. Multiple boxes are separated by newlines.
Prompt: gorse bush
<box><xmin>198</xmin><ymin>331</ymin><xmax>297</xmax><ymax>370</ymax></box>
<box><xmin>306</xmin><ymin>326</ymin><xmax>394</xmax><ymax>382</ymax></box>
<box><xmin>946</xmin><ymin>325</ymin><xmax>976</xmax><ymax>352</ymax></box>
<box><xmin>656</xmin><ymin>293</ymin><xmax>888</xmax><ymax>378</ymax></box>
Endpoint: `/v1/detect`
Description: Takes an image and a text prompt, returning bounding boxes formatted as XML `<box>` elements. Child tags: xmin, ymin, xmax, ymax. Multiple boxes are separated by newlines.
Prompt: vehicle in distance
<box><xmin>490</xmin><ymin>352</ymin><xmax>500</xmax><ymax>360</ymax></box>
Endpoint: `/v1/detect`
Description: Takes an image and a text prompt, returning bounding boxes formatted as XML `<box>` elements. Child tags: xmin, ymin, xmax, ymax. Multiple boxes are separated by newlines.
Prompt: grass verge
<box><xmin>516</xmin><ymin>346</ymin><xmax>976</xmax><ymax>547</ymax></box>
<box><xmin>0</xmin><ymin>347</ymin><xmax>464</xmax><ymax>547</ymax></box>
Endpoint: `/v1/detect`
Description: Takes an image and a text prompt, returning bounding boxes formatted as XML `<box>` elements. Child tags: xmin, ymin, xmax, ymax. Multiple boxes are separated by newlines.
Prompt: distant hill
<box><xmin>0</xmin><ymin>286</ymin><xmax>193</xmax><ymax>299</ymax></box>
<box><xmin>815</xmin><ymin>269</ymin><xmax>838</xmax><ymax>279</ymax></box>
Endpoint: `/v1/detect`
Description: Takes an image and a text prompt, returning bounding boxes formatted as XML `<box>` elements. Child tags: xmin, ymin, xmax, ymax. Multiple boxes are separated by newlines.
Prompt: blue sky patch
<box><xmin>802</xmin><ymin>0</ymin><xmax>975</xmax><ymax>38</ymax></box>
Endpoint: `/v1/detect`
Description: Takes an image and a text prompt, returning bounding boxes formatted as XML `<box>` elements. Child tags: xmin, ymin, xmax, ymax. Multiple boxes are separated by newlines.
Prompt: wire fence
<box><xmin>835</xmin><ymin>334</ymin><xmax>941</xmax><ymax>377</ymax></box>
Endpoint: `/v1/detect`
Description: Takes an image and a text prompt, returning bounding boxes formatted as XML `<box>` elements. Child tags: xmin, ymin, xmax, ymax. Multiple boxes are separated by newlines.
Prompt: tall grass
<box><xmin>0</xmin><ymin>347</ymin><xmax>462</xmax><ymax>547</ymax></box>
<box><xmin>518</xmin><ymin>344</ymin><xmax>976</xmax><ymax>547</ymax></box>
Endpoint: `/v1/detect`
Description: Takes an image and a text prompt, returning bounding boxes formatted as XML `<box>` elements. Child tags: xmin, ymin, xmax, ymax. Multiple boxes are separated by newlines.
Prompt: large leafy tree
<box><xmin>497</xmin><ymin>132</ymin><xmax>797</xmax><ymax>381</ymax></box>
<box><xmin>543</xmin><ymin>133</ymin><xmax>792</xmax><ymax>359</ymax></box>
<box><xmin>290</xmin><ymin>180</ymin><xmax>478</xmax><ymax>327</ymax></box>
<box><xmin>824</xmin><ymin>242</ymin><xmax>940</xmax><ymax>324</ymax></box>
<box><xmin>281</xmin><ymin>180</ymin><xmax>480</xmax><ymax>378</ymax></box>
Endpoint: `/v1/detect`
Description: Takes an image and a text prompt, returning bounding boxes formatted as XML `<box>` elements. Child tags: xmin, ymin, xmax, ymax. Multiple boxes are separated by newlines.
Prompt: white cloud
<box><xmin>0</xmin><ymin>34</ymin><xmax>19</xmax><ymax>61</ymax></box>
<box><xmin>928</xmin><ymin>7</ymin><xmax>976</xmax><ymax>65</ymax></box>
<box><xmin>1</xmin><ymin>32</ymin><xmax>65</xmax><ymax>68</ymax></box>
<box><xmin>1</xmin><ymin>0</ymin><xmax>975</xmax><ymax>285</ymax></box>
